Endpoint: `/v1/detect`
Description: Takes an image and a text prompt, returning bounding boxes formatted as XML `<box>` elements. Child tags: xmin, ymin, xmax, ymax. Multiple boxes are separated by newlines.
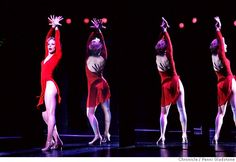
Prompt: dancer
<box><xmin>37</xmin><ymin>15</ymin><xmax>64</xmax><ymax>151</ymax></box>
<box><xmin>155</xmin><ymin>17</ymin><xmax>188</xmax><ymax>144</ymax></box>
<box><xmin>85</xmin><ymin>18</ymin><xmax>111</xmax><ymax>145</ymax></box>
<box><xmin>210</xmin><ymin>16</ymin><xmax>236</xmax><ymax>144</ymax></box>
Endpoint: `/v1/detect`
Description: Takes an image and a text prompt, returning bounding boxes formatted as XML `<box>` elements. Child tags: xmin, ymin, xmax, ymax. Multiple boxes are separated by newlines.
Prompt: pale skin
<box><xmin>86</xmin><ymin>18</ymin><xmax>111</xmax><ymax>145</ymax></box>
<box><xmin>213</xmin><ymin>79</ymin><xmax>236</xmax><ymax>144</ymax></box>
<box><xmin>156</xmin><ymin>17</ymin><xmax>188</xmax><ymax>144</ymax></box>
<box><xmin>156</xmin><ymin>55</ymin><xmax>170</xmax><ymax>72</ymax></box>
<box><xmin>41</xmin><ymin>15</ymin><xmax>63</xmax><ymax>151</ymax></box>
<box><xmin>86</xmin><ymin>56</ymin><xmax>105</xmax><ymax>73</ymax></box>
<box><xmin>156</xmin><ymin>79</ymin><xmax>188</xmax><ymax>144</ymax></box>
<box><xmin>212</xmin><ymin>17</ymin><xmax>236</xmax><ymax>144</ymax></box>
<box><xmin>86</xmin><ymin>99</ymin><xmax>111</xmax><ymax>145</ymax></box>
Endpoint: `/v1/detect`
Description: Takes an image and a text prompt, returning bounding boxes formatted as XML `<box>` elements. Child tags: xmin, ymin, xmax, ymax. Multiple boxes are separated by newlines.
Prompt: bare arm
<box><xmin>89</xmin><ymin>18</ymin><xmax>108</xmax><ymax>59</ymax></box>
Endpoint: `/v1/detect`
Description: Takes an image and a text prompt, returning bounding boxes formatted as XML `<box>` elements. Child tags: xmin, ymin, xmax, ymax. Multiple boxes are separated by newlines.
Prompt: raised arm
<box><xmin>97</xmin><ymin>29</ymin><xmax>107</xmax><ymax>59</ymax></box>
<box><xmin>86</xmin><ymin>31</ymin><xmax>96</xmax><ymax>58</ymax></box>
<box><xmin>47</xmin><ymin>15</ymin><xmax>63</xmax><ymax>59</ymax></box>
<box><xmin>161</xmin><ymin>17</ymin><xmax>177</xmax><ymax>76</ymax></box>
<box><xmin>214</xmin><ymin>17</ymin><xmax>232</xmax><ymax>75</ymax></box>
<box><xmin>54</xmin><ymin>27</ymin><xmax>62</xmax><ymax>59</ymax></box>
<box><xmin>88</xmin><ymin>18</ymin><xmax>108</xmax><ymax>59</ymax></box>
<box><xmin>44</xmin><ymin>27</ymin><xmax>54</xmax><ymax>57</ymax></box>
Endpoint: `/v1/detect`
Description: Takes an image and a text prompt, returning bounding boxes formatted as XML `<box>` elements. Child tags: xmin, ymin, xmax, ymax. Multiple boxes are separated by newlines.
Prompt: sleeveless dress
<box><xmin>86</xmin><ymin>31</ymin><xmax>111</xmax><ymax>107</ymax></box>
<box><xmin>156</xmin><ymin>31</ymin><xmax>180</xmax><ymax>107</ymax></box>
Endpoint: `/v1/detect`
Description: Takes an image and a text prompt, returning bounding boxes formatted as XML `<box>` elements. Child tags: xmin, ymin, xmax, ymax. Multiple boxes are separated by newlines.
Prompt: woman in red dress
<box><xmin>86</xmin><ymin>18</ymin><xmax>111</xmax><ymax>145</ymax></box>
<box><xmin>37</xmin><ymin>15</ymin><xmax>64</xmax><ymax>151</ymax></box>
<box><xmin>210</xmin><ymin>17</ymin><xmax>236</xmax><ymax>144</ymax></box>
<box><xmin>155</xmin><ymin>17</ymin><xmax>188</xmax><ymax>144</ymax></box>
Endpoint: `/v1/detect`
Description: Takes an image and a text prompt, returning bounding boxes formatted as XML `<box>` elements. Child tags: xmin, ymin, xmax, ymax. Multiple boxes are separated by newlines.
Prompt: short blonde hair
<box><xmin>155</xmin><ymin>39</ymin><xmax>167</xmax><ymax>50</ymax></box>
<box><xmin>89</xmin><ymin>37</ymin><xmax>102</xmax><ymax>51</ymax></box>
<box><xmin>47</xmin><ymin>36</ymin><xmax>55</xmax><ymax>42</ymax></box>
<box><xmin>210</xmin><ymin>38</ymin><xmax>218</xmax><ymax>53</ymax></box>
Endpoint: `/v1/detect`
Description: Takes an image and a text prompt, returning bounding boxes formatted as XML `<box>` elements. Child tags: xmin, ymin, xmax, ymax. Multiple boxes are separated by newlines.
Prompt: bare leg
<box><xmin>176</xmin><ymin>79</ymin><xmax>188</xmax><ymax>143</ymax></box>
<box><xmin>87</xmin><ymin>107</ymin><xmax>102</xmax><ymax>145</ymax></box>
<box><xmin>52</xmin><ymin>126</ymin><xmax>63</xmax><ymax>145</ymax></box>
<box><xmin>42</xmin><ymin>111</ymin><xmax>53</xmax><ymax>142</ymax></box>
<box><xmin>41</xmin><ymin>81</ymin><xmax>58</xmax><ymax>151</ymax></box>
<box><xmin>230</xmin><ymin>78</ymin><xmax>236</xmax><ymax>127</ymax></box>
<box><xmin>214</xmin><ymin>103</ymin><xmax>227</xmax><ymax>144</ymax></box>
<box><xmin>101</xmin><ymin>99</ymin><xmax>111</xmax><ymax>142</ymax></box>
<box><xmin>42</xmin><ymin>113</ymin><xmax>62</xmax><ymax>146</ymax></box>
<box><xmin>157</xmin><ymin>104</ymin><xmax>171</xmax><ymax>144</ymax></box>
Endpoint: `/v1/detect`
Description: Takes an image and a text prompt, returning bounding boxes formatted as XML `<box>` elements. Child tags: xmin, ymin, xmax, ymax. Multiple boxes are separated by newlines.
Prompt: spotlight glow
<box><xmin>66</xmin><ymin>18</ymin><xmax>72</xmax><ymax>24</ymax></box>
<box><xmin>102</xmin><ymin>18</ymin><xmax>108</xmax><ymax>24</ymax></box>
<box><xmin>192</xmin><ymin>17</ymin><xmax>197</xmax><ymax>24</ymax></box>
<box><xmin>179</xmin><ymin>23</ymin><xmax>184</xmax><ymax>29</ymax></box>
<box><xmin>84</xmin><ymin>18</ymin><xmax>90</xmax><ymax>24</ymax></box>
<box><xmin>234</xmin><ymin>20</ymin><xmax>236</xmax><ymax>26</ymax></box>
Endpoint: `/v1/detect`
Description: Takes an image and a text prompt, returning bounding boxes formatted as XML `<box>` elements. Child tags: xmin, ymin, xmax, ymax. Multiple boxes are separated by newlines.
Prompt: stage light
<box><xmin>192</xmin><ymin>17</ymin><xmax>197</xmax><ymax>24</ymax></box>
<box><xmin>179</xmin><ymin>22</ymin><xmax>184</xmax><ymax>29</ymax></box>
<box><xmin>84</xmin><ymin>18</ymin><xmax>90</xmax><ymax>24</ymax></box>
<box><xmin>234</xmin><ymin>20</ymin><xmax>236</xmax><ymax>26</ymax></box>
<box><xmin>102</xmin><ymin>18</ymin><xmax>108</xmax><ymax>24</ymax></box>
<box><xmin>66</xmin><ymin>18</ymin><xmax>72</xmax><ymax>24</ymax></box>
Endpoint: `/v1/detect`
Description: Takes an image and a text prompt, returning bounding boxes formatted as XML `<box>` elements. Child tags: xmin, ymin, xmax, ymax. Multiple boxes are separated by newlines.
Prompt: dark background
<box><xmin>0</xmin><ymin>0</ymin><xmax>236</xmax><ymax>146</ymax></box>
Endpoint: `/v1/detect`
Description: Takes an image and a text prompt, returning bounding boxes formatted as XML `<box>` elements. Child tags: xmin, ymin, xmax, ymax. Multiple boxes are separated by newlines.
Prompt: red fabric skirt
<box><xmin>217</xmin><ymin>75</ymin><xmax>233</xmax><ymax>106</ymax></box>
<box><xmin>160</xmin><ymin>72</ymin><xmax>180</xmax><ymax>107</ymax></box>
<box><xmin>86</xmin><ymin>66</ymin><xmax>111</xmax><ymax>107</ymax></box>
<box><xmin>87</xmin><ymin>78</ymin><xmax>110</xmax><ymax>107</ymax></box>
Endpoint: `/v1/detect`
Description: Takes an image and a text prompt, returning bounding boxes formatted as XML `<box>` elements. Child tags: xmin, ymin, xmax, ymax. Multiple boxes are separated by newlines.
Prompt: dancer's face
<box><xmin>48</xmin><ymin>38</ymin><xmax>56</xmax><ymax>54</ymax></box>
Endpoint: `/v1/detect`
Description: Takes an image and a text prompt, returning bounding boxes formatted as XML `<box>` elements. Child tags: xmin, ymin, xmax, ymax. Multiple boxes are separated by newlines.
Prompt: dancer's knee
<box><xmin>87</xmin><ymin>108</ymin><xmax>95</xmax><ymax>119</ymax></box>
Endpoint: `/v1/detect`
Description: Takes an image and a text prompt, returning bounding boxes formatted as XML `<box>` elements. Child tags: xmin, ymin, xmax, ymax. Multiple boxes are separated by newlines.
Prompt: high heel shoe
<box><xmin>51</xmin><ymin>143</ymin><xmax>63</xmax><ymax>151</ymax></box>
<box><xmin>212</xmin><ymin>135</ymin><xmax>218</xmax><ymax>144</ymax></box>
<box><xmin>156</xmin><ymin>136</ymin><xmax>165</xmax><ymax>145</ymax></box>
<box><xmin>182</xmin><ymin>135</ymin><xmax>188</xmax><ymax>144</ymax></box>
<box><xmin>41</xmin><ymin>141</ymin><xmax>54</xmax><ymax>151</ymax></box>
<box><xmin>102</xmin><ymin>133</ymin><xmax>111</xmax><ymax>143</ymax></box>
<box><xmin>51</xmin><ymin>140</ymin><xmax>63</xmax><ymax>151</ymax></box>
<box><xmin>88</xmin><ymin>136</ymin><xmax>102</xmax><ymax>145</ymax></box>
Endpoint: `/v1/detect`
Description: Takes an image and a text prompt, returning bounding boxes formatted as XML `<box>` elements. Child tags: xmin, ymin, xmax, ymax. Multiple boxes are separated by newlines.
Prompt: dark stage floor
<box><xmin>0</xmin><ymin>129</ymin><xmax>236</xmax><ymax>157</ymax></box>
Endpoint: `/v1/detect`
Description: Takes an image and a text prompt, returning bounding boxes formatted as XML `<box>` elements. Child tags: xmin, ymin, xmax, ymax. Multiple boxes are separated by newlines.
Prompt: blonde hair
<box><xmin>47</xmin><ymin>36</ymin><xmax>55</xmax><ymax>42</ymax></box>
<box><xmin>210</xmin><ymin>38</ymin><xmax>218</xmax><ymax>53</ymax></box>
<box><xmin>89</xmin><ymin>37</ymin><xmax>102</xmax><ymax>51</ymax></box>
<box><xmin>155</xmin><ymin>39</ymin><xmax>167</xmax><ymax>50</ymax></box>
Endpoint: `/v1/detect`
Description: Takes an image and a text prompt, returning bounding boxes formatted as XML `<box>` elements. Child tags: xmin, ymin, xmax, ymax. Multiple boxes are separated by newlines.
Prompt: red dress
<box><xmin>214</xmin><ymin>31</ymin><xmax>233</xmax><ymax>107</ymax></box>
<box><xmin>37</xmin><ymin>27</ymin><xmax>62</xmax><ymax>109</ymax></box>
<box><xmin>157</xmin><ymin>31</ymin><xmax>180</xmax><ymax>107</ymax></box>
<box><xmin>86</xmin><ymin>31</ymin><xmax>111</xmax><ymax>108</ymax></box>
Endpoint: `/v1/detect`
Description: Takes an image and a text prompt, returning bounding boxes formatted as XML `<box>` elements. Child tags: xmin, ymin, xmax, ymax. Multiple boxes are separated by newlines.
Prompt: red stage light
<box><xmin>192</xmin><ymin>17</ymin><xmax>197</xmax><ymax>24</ymax></box>
<box><xmin>234</xmin><ymin>20</ymin><xmax>236</xmax><ymax>26</ymax></box>
<box><xmin>66</xmin><ymin>18</ymin><xmax>72</xmax><ymax>24</ymax></box>
<box><xmin>84</xmin><ymin>18</ymin><xmax>90</xmax><ymax>24</ymax></box>
<box><xmin>102</xmin><ymin>18</ymin><xmax>108</xmax><ymax>24</ymax></box>
<box><xmin>179</xmin><ymin>23</ymin><xmax>184</xmax><ymax>29</ymax></box>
